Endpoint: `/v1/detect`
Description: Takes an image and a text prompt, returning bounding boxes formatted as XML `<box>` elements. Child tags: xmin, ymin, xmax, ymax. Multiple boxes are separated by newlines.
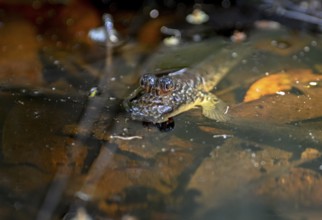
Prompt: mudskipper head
<box><xmin>123</xmin><ymin>74</ymin><xmax>192</xmax><ymax>123</ymax></box>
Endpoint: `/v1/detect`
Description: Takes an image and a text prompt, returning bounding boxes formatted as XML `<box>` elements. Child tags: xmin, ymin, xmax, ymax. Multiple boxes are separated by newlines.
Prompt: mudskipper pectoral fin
<box><xmin>201</xmin><ymin>93</ymin><xmax>230</xmax><ymax>122</ymax></box>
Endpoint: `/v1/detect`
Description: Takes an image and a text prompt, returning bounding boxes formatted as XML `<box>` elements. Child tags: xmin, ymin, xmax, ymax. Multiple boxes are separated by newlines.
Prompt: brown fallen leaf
<box><xmin>244</xmin><ymin>69</ymin><xmax>322</xmax><ymax>102</ymax></box>
<box><xmin>244</xmin><ymin>72</ymin><xmax>291</xmax><ymax>102</ymax></box>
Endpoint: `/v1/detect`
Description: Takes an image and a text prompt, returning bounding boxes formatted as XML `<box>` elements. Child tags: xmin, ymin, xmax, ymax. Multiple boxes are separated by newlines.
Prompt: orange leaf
<box><xmin>244</xmin><ymin>73</ymin><xmax>291</xmax><ymax>102</ymax></box>
<box><xmin>244</xmin><ymin>69</ymin><xmax>322</xmax><ymax>102</ymax></box>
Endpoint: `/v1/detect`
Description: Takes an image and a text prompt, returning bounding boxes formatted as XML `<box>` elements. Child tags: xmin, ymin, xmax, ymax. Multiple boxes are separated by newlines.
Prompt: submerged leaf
<box><xmin>244</xmin><ymin>72</ymin><xmax>291</xmax><ymax>102</ymax></box>
<box><xmin>244</xmin><ymin>69</ymin><xmax>322</xmax><ymax>102</ymax></box>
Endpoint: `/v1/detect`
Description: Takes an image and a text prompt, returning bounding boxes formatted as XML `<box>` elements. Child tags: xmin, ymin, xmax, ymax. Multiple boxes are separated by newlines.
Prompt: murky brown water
<box><xmin>1</xmin><ymin>1</ymin><xmax>322</xmax><ymax>220</ymax></box>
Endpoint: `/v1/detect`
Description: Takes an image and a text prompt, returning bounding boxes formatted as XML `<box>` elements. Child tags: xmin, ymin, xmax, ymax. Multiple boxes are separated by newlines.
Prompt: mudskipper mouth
<box><xmin>127</xmin><ymin>103</ymin><xmax>173</xmax><ymax>123</ymax></box>
<box><xmin>123</xmin><ymin>88</ymin><xmax>174</xmax><ymax>123</ymax></box>
<box><xmin>123</xmin><ymin>72</ymin><xmax>183</xmax><ymax>123</ymax></box>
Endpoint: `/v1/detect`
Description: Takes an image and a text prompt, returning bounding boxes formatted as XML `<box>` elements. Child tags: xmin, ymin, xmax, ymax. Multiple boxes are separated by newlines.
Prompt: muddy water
<box><xmin>0</xmin><ymin>9</ymin><xmax>322</xmax><ymax>220</ymax></box>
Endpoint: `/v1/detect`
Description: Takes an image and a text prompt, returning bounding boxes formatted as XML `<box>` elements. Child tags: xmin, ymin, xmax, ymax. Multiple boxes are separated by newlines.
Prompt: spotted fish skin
<box><xmin>124</xmin><ymin>43</ymin><xmax>251</xmax><ymax>123</ymax></box>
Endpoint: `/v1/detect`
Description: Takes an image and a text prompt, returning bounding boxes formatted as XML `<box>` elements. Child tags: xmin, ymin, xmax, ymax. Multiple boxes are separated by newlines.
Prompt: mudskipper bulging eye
<box><xmin>158</xmin><ymin>76</ymin><xmax>175</xmax><ymax>93</ymax></box>
<box><xmin>140</xmin><ymin>74</ymin><xmax>157</xmax><ymax>92</ymax></box>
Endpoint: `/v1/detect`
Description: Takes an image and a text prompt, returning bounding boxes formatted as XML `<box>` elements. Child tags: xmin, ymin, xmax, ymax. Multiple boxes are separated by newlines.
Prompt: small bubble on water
<box><xmin>17</xmin><ymin>100</ymin><xmax>24</xmax><ymax>105</ymax></box>
<box><xmin>192</xmin><ymin>34</ymin><xmax>202</xmax><ymax>42</ymax></box>
<box><xmin>309</xmin><ymin>132</ymin><xmax>315</xmax><ymax>140</ymax></box>
<box><xmin>303</xmin><ymin>46</ymin><xmax>310</xmax><ymax>52</ymax></box>
<box><xmin>276</xmin><ymin>91</ymin><xmax>286</xmax><ymax>95</ymax></box>
<box><xmin>253</xmin><ymin>162</ymin><xmax>259</xmax><ymax>167</ymax></box>
<box><xmin>319</xmin><ymin>165</ymin><xmax>322</xmax><ymax>170</ymax></box>
<box><xmin>311</xmin><ymin>41</ymin><xmax>317</xmax><ymax>47</ymax></box>
<box><xmin>163</xmin><ymin>36</ymin><xmax>180</xmax><ymax>46</ymax></box>
<box><xmin>276</xmin><ymin>137</ymin><xmax>282</xmax><ymax>142</ymax></box>
<box><xmin>213</xmin><ymin>134</ymin><xmax>230</xmax><ymax>139</ymax></box>
<box><xmin>33</xmin><ymin>111</ymin><xmax>40</xmax><ymax>119</ymax></box>
<box><xmin>231</xmin><ymin>52</ymin><xmax>238</xmax><ymax>58</ymax></box>
<box><xmin>186</xmin><ymin>8</ymin><xmax>209</xmax><ymax>25</ymax></box>
<box><xmin>149</xmin><ymin>9</ymin><xmax>159</xmax><ymax>18</ymax></box>
<box><xmin>309</xmin><ymin>81</ymin><xmax>318</xmax><ymax>86</ymax></box>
